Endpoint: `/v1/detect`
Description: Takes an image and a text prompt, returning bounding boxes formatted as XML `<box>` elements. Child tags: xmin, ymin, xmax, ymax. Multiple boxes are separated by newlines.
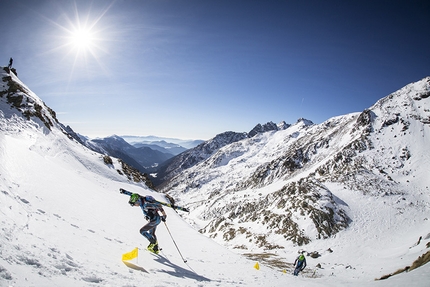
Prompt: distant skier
<box><xmin>293</xmin><ymin>253</ymin><xmax>307</xmax><ymax>276</ymax></box>
<box><xmin>126</xmin><ymin>192</ymin><xmax>167</xmax><ymax>254</ymax></box>
<box><xmin>8</xmin><ymin>57</ymin><xmax>13</xmax><ymax>69</ymax></box>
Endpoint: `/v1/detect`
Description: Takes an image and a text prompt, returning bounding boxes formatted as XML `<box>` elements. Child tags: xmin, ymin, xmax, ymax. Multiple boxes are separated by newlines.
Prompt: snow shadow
<box><xmin>152</xmin><ymin>254</ymin><xmax>211</xmax><ymax>282</ymax></box>
<box><xmin>331</xmin><ymin>193</ymin><xmax>348</xmax><ymax>207</ymax></box>
<box><xmin>122</xmin><ymin>261</ymin><xmax>149</xmax><ymax>273</ymax></box>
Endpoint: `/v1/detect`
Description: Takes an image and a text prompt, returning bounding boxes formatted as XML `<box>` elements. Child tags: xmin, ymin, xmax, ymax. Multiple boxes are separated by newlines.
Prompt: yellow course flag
<box><xmin>254</xmin><ymin>262</ymin><xmax>260</xmax><ymax>270</ymax></box>
<box><xmin>122</xmin><ymin>247</ymin><xmax>138</xmax><ymax>261</ymax></box>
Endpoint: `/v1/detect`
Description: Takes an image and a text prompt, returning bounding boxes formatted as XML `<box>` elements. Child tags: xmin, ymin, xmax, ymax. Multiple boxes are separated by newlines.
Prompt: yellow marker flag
<box><xmin>254</xmin><ymin>262</ymin><xmax>260</xmax><ymax>270</ymax></box>
<box><xmin>122</xmin><ymin>248</ymin><xmax>138</xmax><ymax>261</ymax></box>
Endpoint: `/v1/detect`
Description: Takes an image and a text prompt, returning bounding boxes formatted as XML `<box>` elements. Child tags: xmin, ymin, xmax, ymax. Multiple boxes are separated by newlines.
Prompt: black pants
<box><xmin>140</xmin><ymin>217</ymin><xmax>161</xmax><ymax>244</ymax></box>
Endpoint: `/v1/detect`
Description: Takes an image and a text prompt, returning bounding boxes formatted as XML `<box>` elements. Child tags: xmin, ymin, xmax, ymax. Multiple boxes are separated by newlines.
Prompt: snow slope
<box><xmin>0</xmin><ymin>69</ymin><xmax>289</xmax><ymax>286</ymax></box>
<box><xmin>0</xmin><ymin>128</ymin><xmax>287</xmax><ymax>286</ymax></box>
<box><xmin>1</xmin><ymin>68</ymin><xmax>429</xmax><ymax>286</ymax></box>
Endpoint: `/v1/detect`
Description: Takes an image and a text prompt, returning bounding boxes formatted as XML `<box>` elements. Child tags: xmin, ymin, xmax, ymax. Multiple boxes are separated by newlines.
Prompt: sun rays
<box><xmin>41</xmin><ymin>1</ymin><xmax>116</xmax><ymax>81</ymax></box>
<box><xmin>62</xmin><ymin>3</ymin><xmax>110</xmax><ymax>68</ymax></box>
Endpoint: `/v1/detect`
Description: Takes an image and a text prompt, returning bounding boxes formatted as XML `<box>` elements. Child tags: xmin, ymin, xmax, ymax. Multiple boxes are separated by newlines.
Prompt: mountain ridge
<box><xmin>158</xmin><ymin>76</ymin><xmax>430</xmax><ymax>251</ymax></box>
<box><xmin>153</xmin><ymin>119</ymin><xmax>309</xmax><ymax>187</ymax></box>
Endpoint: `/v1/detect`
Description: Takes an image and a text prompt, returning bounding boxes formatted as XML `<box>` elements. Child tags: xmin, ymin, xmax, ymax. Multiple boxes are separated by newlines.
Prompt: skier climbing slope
<box><xmin>121</xmin><ymin>189</ymin><xmax>167</xmax><ymax>254</ymax></box>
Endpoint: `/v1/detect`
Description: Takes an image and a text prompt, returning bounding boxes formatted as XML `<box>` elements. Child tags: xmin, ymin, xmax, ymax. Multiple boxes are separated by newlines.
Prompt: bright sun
<box><xmin>68</xmin><ymin>26</ymin><xmax>97</xmax><ymax>54</ymax></box>
<box><xmin>61</xmin><ymin>9</ymin><xmax>107</xmax><ymax>57</ymax></box>
<box><xmin>50</xmin><ymin>2</ymin><xmax>114</xmax><ymax>72</ymax></box>
<box><xmin>71</xmin><ymin>28</ymin><xmax>93</xmax><ymax>50</ymax></box>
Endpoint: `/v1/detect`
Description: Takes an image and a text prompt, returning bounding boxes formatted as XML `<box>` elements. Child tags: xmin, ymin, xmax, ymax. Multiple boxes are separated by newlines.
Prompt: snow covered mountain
<box><xmin>158</xmin><ymin>118</ymin><xmax>350</xmax><ymax>246</ymax></box>
<box><xmin>60</xmin><ymin>126</ymin><xmax>177</xmax><ymax>173</ymax></box>
<box><xmin>153</xmin><ymin>121</ymin><xmax>291</xmax><ymax>186</ymax></box>
<box><xmin>88</xmin><ymin>135</ymin><xmax>174</xmax><ymax>171</ymax></box>
<box><xmin>158</xmin><ymin>77</ymin><xmax>430</xmax><ymax>279</ymax></box>
<box><xmin>1</xmin><ymin>66</ymin><xmax>429</xmax><ymax>286</ymax></box>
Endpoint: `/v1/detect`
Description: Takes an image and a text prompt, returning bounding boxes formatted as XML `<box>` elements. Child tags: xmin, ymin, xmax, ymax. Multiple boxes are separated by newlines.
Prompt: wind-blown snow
<box><xmin>1</xmin><ymin>68</ymin><xmax>430</xmax><ymax>286</ymax></box>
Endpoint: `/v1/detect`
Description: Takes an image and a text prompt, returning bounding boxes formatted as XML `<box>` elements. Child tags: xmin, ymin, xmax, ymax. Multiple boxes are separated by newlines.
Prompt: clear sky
<box><xmin>1</xmin><ymin>0</ymin><xmax>429</xmax><ymax>140</ymax></box>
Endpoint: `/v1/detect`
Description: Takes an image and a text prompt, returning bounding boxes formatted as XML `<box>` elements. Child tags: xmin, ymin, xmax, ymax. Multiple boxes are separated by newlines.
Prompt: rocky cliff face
<box><xmin>1</xmin><ymin>67</ymin><xmax>59</xmax><ymax>131</ymax></box>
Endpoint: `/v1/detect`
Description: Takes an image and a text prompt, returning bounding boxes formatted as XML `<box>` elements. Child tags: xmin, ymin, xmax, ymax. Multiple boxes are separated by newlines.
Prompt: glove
<box><xmin>161</xmin><ymin>216</ymin><xmax>167</xmax><ymax>222</ymax></box>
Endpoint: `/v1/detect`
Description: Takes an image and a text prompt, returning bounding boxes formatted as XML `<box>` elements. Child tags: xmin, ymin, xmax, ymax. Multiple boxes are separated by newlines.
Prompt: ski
<box><xmin>156</xmin><ymin>200</ymin><xmax>190</xmax><ymax>213</ymax></box>
<box><xmin>119</xmin><ymin>188</ymin><xmax>190</xmax><ymax>212</ymax></box>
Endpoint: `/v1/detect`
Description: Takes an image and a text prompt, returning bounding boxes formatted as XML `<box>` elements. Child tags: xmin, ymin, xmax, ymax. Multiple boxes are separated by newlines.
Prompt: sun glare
<box><xmin>44</xmin><ymin>1</ymin><xmax>116</xmax><ymax>77</ymax></box>
<box><xmin>71</xmin><ymin>28</ymin><xmax>93</xmax><ymax>50</ymax></box>
<box><xmin>56</xmin><ymin>2</ymin><xmax>113</xmax><ymax>58</ymax></box>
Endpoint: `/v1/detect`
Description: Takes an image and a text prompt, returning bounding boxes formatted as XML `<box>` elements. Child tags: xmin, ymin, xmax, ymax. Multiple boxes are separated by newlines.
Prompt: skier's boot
<box><xmin>152</xmin><ymin>243</ymin><xmax>159</xmax><ymax>254</ymax></box>
<box><xmin>147</xmin><ymin>242</ymin><xmax>159</xmax><ymax>254</ymax></box>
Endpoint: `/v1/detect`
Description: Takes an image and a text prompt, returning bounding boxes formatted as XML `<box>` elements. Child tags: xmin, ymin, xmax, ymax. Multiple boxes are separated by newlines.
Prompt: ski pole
<box><xmin>164</xmin><ymin>222</ymin><xmax>187</xmax><ymax>263</ymax></box>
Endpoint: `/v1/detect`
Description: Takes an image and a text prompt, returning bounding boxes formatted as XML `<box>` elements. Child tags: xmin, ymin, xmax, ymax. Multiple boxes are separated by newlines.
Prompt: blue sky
<box><xmin>1</xmin><ymin>0</ymin><xmax>429</xmax><ymax>140</ymax></box>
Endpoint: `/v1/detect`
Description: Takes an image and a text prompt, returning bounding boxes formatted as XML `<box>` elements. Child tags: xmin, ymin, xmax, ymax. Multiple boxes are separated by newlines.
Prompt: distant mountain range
<box><xmin>58</xmin><ymin>129</ymin><xmax>204</xmax><ymax>173</ymax></box>
<box><xmin>121</xmin><ymin>135</ymin><xmax>204</xmax><ymax>150</ymax></box>
<box><xmin>61</xmin><ymin>120</ymin><xmax>297</xmax><ymax>177</ymax></box>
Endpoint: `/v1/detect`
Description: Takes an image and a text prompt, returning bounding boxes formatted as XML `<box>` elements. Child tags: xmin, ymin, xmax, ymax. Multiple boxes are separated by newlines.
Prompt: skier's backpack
<box><xmin>143</xmin><ymin>195</ymin><xmax>156</xmax><ymax>203</ymax></box>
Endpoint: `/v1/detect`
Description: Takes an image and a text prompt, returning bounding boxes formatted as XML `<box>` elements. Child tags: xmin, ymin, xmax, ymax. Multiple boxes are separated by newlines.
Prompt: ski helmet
<box><xmin>129</xmin><ymin>193</ymin><xmax>140</xmax><ymax>206</ymax></box>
